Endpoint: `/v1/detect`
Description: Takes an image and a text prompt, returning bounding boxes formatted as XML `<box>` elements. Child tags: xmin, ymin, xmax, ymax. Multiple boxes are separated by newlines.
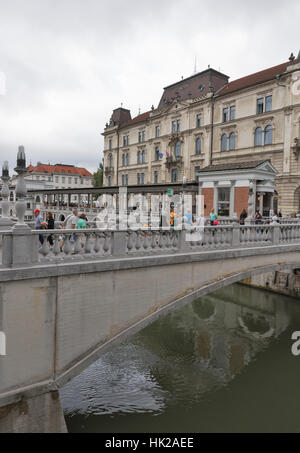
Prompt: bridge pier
<box><xmin>0</xmin><ymin>391</ymin><xmax>67</xmax><ymax>433</ymax></box>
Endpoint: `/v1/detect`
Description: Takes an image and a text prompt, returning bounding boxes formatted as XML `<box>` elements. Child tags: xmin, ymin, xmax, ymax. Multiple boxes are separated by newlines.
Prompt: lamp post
<box><xmin>14</xmin><ymin>146</ymin><xmax>29</xmax><ymax>228</ymax></box>
<box><xmin>0</xmin><ymin>160</ymin><xmax>13</xmax><ymax>228</ymax></box>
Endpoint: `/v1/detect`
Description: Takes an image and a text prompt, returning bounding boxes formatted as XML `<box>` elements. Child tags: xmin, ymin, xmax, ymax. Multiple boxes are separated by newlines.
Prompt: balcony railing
<box><xmin>104</xmin><ymin>166</ymin><xmax>114</xmax><ymax>175</ymax></box>
<box><xmin>165</xmin><ymin>155</ymin><xmax>183</xmax><ymax>168</ymax></box>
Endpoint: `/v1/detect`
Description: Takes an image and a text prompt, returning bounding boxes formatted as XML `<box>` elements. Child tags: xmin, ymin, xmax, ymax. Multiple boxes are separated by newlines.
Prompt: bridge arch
<box><xmin>55</xmin><ymin>260</ymin><xmax>300</xmax><ymax>389</ymax></box>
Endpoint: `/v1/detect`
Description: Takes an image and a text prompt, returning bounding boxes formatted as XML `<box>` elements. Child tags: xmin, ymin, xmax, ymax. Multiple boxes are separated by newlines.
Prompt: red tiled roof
<box><xmin>217</xmin><ymin>62</ymin><xmax>289</xmax><ymax>96</ymax></box>
<box><xmin>27</xmin><ymin>164</ymin><xmax>93</xmax><ymax>177</ymax></box>
<box><xmin>121</xmin><ymin>111</ymin><xmax>151</xmax><ymax>128</ymax></box>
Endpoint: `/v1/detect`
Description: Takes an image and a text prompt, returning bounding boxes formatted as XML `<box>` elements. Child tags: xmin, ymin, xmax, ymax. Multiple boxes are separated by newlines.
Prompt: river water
<box><xmin>60</xmin><ymin>284</ymin><xmax>300</xmax><ymax>433</ymax></box>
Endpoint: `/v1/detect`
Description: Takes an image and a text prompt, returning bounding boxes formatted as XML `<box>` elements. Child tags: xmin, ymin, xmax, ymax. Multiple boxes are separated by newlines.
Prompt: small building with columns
<box><xmin>196</xmin><ymin>160</ymin><xmax>278</xmax><ymax>218</ymax></box>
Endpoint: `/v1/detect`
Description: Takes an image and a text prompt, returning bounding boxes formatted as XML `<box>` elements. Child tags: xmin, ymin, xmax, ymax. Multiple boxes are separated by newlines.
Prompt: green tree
<box><xmin>93</xmin><ymin>158</ymin><xmax>104</xmax><ymax>188</ymax></box>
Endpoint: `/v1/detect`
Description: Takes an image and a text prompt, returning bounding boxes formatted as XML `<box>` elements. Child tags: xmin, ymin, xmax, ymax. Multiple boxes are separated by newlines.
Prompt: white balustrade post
<box><xmin>231</xmin><ymin>224</ymin><xmax>240</xmax><ymax>247</ymax></box>
<box><xmin>111</xmin><ymin>231</ymin><xmax>127</xmax><ymax>256</ymax></box>
<box><xmin>6</xmin><ymin>147</ymin><xmax>39</xmax><ymax>267</ymax></box>
<box><xmin>271</xmin><ymin>224</ymin><xmax>280</xmax><ymax>245</ymax></box>
<box><xmin>0</xmin><ymin>161</ymin><xmax>13</xmax><ymax>229</ymax></box>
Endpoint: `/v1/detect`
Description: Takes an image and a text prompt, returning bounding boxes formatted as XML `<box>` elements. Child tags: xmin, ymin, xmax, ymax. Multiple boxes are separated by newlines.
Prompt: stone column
<box><xmin>229</xmin><ymin>181</ymin><xmax>235</xmax><ymax>218</ymax></box>
<box><xmin>213</xmin><ymin>182</ymin><xmax>218</xmax><ymax>213</ymax></box>
<box><xmin>2</xmin><ymin>147</ymin><xmax>39</xmax><ymax>267</ymax></box>
<box><xmin>0</xmin><ymin>161</ymin><xmax>13</xmax><ymax>229</ymax></box>
<box><xmin>259</xmin><ymin>192</ymin><xmax>265</xmax><ymax>215</ymax></box>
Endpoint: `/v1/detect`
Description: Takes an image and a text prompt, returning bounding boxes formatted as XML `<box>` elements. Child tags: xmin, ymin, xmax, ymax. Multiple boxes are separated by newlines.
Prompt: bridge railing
<box><xmin>1</xmin><ymin>222</ymin><xmax>300</xmax><ymax>267</ymax></box>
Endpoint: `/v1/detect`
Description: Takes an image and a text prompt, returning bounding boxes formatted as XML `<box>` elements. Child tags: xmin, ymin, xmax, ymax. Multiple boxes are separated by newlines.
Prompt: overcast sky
<box><xmin>0</xmin><ymin>0</ymin><xmax>299</xmax><ymax>174</ymax></box>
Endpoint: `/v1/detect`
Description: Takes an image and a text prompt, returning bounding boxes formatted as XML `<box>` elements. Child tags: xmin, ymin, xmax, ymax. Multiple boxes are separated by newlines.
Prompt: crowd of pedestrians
<box><xmin>34</xmin><ymin>208</ymin><xmax>88</xmax><ymax>249</ymax></box>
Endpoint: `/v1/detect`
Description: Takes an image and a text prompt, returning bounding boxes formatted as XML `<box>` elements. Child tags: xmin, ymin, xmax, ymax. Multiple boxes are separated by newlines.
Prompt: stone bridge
<box><xmin>1</xmin><ymin>221</ymin><xmax>300</xmax><ymax>432</ymax></box>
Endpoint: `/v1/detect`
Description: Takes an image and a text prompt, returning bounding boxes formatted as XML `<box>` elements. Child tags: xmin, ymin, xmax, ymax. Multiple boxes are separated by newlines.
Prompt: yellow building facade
<box><xmin>102</xmin><ymin>54</ymin><xmax>300</xmax><ymax>216</ymax></box>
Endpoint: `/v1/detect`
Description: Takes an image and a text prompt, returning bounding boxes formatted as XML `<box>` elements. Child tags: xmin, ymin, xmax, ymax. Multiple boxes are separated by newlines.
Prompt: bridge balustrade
<box><xmin>1</xmin><ymin>223</ymin><xmax>300</xmax><ymax>267</ymax></box>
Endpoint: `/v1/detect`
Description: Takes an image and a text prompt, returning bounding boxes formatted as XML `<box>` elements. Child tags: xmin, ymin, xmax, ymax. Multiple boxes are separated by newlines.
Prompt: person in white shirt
<box><xmin>60</xmin><ymin>209</ymin><xmax>79</xmax><ymax>251</ymax></box>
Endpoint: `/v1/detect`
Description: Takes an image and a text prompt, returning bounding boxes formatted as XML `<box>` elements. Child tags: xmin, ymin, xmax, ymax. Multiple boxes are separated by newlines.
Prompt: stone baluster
<box><xmin>103</xmin><ymin>232</ymin><xmax>111</xmax><ymax>253</ymax></box>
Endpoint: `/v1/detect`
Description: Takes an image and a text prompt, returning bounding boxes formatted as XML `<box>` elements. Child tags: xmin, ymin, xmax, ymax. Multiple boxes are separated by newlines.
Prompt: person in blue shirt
<box><xmin>210</xmin><ymin>209</ymin><xmax>217</xmax><ymax>226</ymax></box>
<box><xmin>184</xmin><ymin>210</ymin><xmax>193</xmax><ymax>226</ymax></box>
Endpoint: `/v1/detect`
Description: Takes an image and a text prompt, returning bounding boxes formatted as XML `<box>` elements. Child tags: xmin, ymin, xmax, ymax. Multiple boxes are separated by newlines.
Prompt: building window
<box><xmin>108</xmin><ymin>176</ymin><xmax>112</xmax><ymax>186</ymax></box>
<box><xmin>155</xmin><ymin>146</ymin><xmax>160</xmax><ymax>161</ymax></box>
<box><xmin>108</xmin><ymin>154</ymin><xmax>113</xmax><ymax>167</ymax></box>
<box><xmin>265</xmin><ymin>95</ymin><xmax>272</xmax><ymax>112</ymax></box>
<box><xmin>257</xmin><ymin>98</ymin><xmax>264</xmax><ymax>114</ymax></box>
<box><xmin>174</xmin><ymin>141</ymin><xmax>181</xmax><ymax>158</ymax></box>
<box><xmin>194</xmin><ymin>166</ymin><xmax>200</xmax><ymax>182</ymax></box>
<box><xmin>172</xmin><ymin>121</ymin><xmax>176</xmax><ymax>133</ymax></box>
<box><xmin>195</xmin><ymin>137</ymin><xmax>201</xmax><ymax>154</ymax></box>
<box><xmin>122</xmin><ymin>174</ymin><xmax>128</xmax><ymax>186</ymax></box>
<box><xmin>62</xmin><ymin>177</ymin><xmax>65</xmax><ymax>183</ymax></box>
<box><xmin>229</xmin><ymin>132</ymin><xmax>235</xmax><ymax>150</ymax></box>
<box><xmin>177</xmin><ymin>119</ymin><xmax>180</xmax><ymax>132</ymax></box>
<box><xmin>138</xmin><ymin>131</ymin><xmax>145</xmax><ymax>143</ymax></box>
<box><xmin>154</xmin><ymin>171</ymin><xmax>158</xmax><ymax>184</ymax></box>
<box><xmin>171</xmin><ymin>168</ymin><xmax>178</xmax><ymax>182</ymax></box>
<box><xmin>137</xmin><ymin>151</ymin><xmax>142</xmax><ymax>164</ymax></box>
<box><xmin>155</xmin><ymin>125</ymin><xmax>160</xmax><ymax>137</ymax></box>
<box><xmin>230</xmin><ymin>106</ymin><xmax>235</xmax><ymax>121</ymax></box>
<box><xmin>196</xmin><ymin>113</ymin><xmax>202</xmax><ymax>128</ymax></box>
<box><xmin>223</xmin><ymin>107</ymin><xmax>229</xmax><ymax>122</ymax></box>
<box><xmin>141</xmin><ymin>150</ymin><xmax>146</xmax><ymax>163</ymax></box>
<box><xmin>221</xmin><ymin>134</ymin><xmax>227</xmax><ymax>151</ymax></box>
<box><xmin>68</xmin><ymin>177</ymin><xmax>72</xmax><ymax>183</ymax></box>
<box><xmin>137</xmin><ymin>173</ymin><xmax>145</xmax><ymax>185</ymax></box>
<box><xmin>109</xmin><ymin>139</ymin><xmax>112</xmax><ymax>150</ymax></box>
<box><xmin>122</xmin><ymin>154</ymin><xmax>126</xmax><ymax>166</ymax></box>
<box><xmin>123</xmin><ymin>135</ymin><xmax>129</xmax><ymax>147</ymax></box>
<box><xmin>75</xmin><ymin>178</ymin><xmax>78</xmax><ymax>184</ymax></box>
<box><xmin>264</xmin><ymin>125</ymin><xmax>273</xmax><ymax>145</ymax></box>
<box><xmin>217</xmin><ymin>187</ymin><xmax>230</xmax><ymax>216</ymax></box>
<box><xmin>62</xmin><ymin>170</ymin><xmax>65</xmax><ymax>174</ymax></box>
<box><xmin>126</xmin><ymin>153</ymin><xmax>130</xmax><ymax>166</ymax></box>
<box><xmin>254</xmin><ymin>127</ymin><xmax>262</xmax><ymax>147</ymax></box>
<box><xmin>55</xmin><ymin>176</ymin><xmax>59</xmax><ymax>183</ymax></box>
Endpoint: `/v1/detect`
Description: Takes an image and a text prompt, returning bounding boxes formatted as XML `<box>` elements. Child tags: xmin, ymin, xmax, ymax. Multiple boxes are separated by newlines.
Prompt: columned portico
<box><xmin>196</xmin><ymin>160</ymin><xmax>278</xmax><ymax>218</ymax></box>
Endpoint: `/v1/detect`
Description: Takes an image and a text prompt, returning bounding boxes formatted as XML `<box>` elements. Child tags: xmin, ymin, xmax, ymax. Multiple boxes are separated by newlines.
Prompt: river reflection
<box><xmin>61</xmin><ymin>284</ymin><xmax>300</xmax><ymax>433</ymax></box>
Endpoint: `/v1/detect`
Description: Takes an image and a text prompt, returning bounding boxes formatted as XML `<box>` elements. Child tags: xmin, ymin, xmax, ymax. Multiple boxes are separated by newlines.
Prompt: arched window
<box><xmin>229</xmin><ymin>132</ymin><xmax>235</xmax><ymax>150</ymax></box>
<box><xmin>254</xmin><ymin>127</ymin><xmax>262</xmax><ymax>147</ymax></box>
<box><xmin>195</xmin><ymin>137</ymin><xmax>201</xmax><ymax>155</ymax></box>
<box><xmin>264</xmin><ymin>125</ymin><xmax>272</xmax><ymax>145</ymax></box>
<box><xmin>221</xmin><ymin>134</ymin><xmax>227</xmax><ymax>151</ymax></box>
<box><xmin>174</xmin><ymin>141</ymin><xmax>181</xmax><ymax>158</ymax></box>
